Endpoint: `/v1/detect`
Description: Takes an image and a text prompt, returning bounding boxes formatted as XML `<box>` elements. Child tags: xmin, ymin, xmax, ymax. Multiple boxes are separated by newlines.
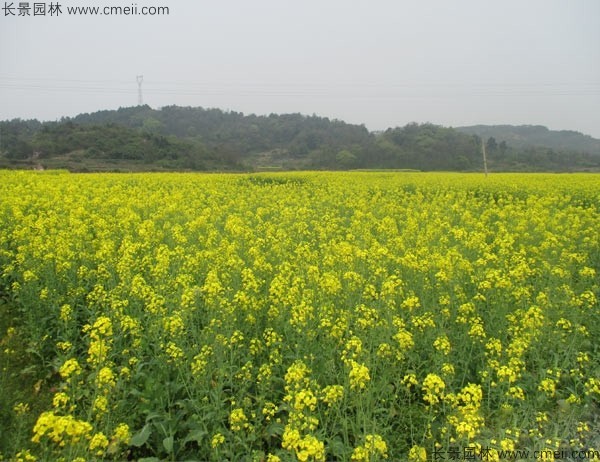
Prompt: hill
<box><xmin>1</xmin><ymin>106</ymin><xmax>600</xmax><ymax>172</ymax></box>
<box><xmin>456</xmin><ymin>125</ymin><xmax>600</xmax><ymax>155</ymax></box>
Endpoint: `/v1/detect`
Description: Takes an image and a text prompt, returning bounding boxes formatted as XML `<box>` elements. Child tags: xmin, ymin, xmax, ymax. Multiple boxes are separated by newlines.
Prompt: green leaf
<box><xmin>328</xmin><ymin>437</ymin><xmax>348</xmax><ymax>458</ymax></box>
<box><xmin>163</xmin><ymin>435</ymin><xmax>174</xmax><ymax>453</ymax></box>
<box><xmin>145</xmin><ymin>412</ymin><xmax>163</xmax><ymax>421</ymax></box>
<box><xmin>183</xmin><ymin>428</ymin><xmax>207</xmax><ymax>444</ymax></box>
<box><xmin>266</xmin><ymin>421</ymin><xmax>284</xmax><ymax>437</ymax></box>
<box><xmin>130</xmin><ymin>424</ymin><xmax>152</xmax><ymax>447</ymax></box>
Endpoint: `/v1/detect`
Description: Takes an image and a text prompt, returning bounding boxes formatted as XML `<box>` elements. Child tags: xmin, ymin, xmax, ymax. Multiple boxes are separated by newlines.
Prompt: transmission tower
<box><xmin>136</xmin><ymin>75</ymin><xmax>144</xmax><ymax>105</ymax></box>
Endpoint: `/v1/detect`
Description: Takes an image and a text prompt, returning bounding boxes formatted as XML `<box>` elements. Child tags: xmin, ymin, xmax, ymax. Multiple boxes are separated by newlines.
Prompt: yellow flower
<box><xmin>96</xmin><ymin>366</ymin><xmax>116</xmax><ymax>390</ymax></box>
<box><xmin>348</xmin><ymin>361</ymin><xmax>370</xmax><ymax>391</ymax></box>
<box><xmin>500</xmin><ymin>438</ymin><xmax>515</xmax><ymax>451</ymax></box>
<box><xmin>93</xmin><ymin>395</ymin><xmax>108</xmax><ymax>414</ymax></box>
<box><xmin>89</xmin><ymin>432</ymin><xmax>109</xmax><ymax>456</ymax></box>
<box><xmin>408</xmin><ymin>445</ymin><xmax>427</xmax><ymax>462</ymax></box>
<box><xmin>496</xmin><ymin>365</ymin><xmax>519</xmax><ymax>384</ymax></box>
<box><xmin>402</xmin><ymin>373</ymin><xmax>418</xmax><ymax>389</ymax></box>
<box><xmin>433</xmin><ymin>335</ymin><xmax>451</xmax><ymax>355</ymax></box>
<box><xmin>211</xmin><ymin>432</ymin><xmax>225</xmax><ymax>448</ymax></box>
<box><xmin>191</xmin><ymin>345</ymin><xmax>213</xmax><ymax>376</ymax></box>
<box><xmin>13</xmin><ymin>402</ymin><xmax>30</xmax><ymax>415</ymax></box>
<box><xmin>59</xmin><ymin>358</ymin><xmax>82</xmax><ymax>380</ymax></box>
<box><xmin>262</xmin><ymin>402</ymin><xmax>277</xmax><ymax>421</ymax></box>
<box><xmin>56</xmin><ymin>341</ymin><xmax>72</xmax><ymax>351</ymax></box>
<box><xmin>401</xmin><ymin>295</ymin><xmax>421</xmax><ymax>311</ymax></box>
<box><xmin>393</xmin><ymin>328</ymin><xmax>415</xmax><ymax>353</ymax></box>
<box><xmin>485</xmin><ymin>338</ymin><xmax>503</xmax><ymax>356</ymax></box>
<box><xmin>90</xmin><ymin>316</ymin><xmax>113</xmax><ymax>339</ymax></box>
<box><xmin>112</xmin><ymin>423</ymin><xmax>131</xmax><ymax>444</ymax></box>
<box><xmin>162</xmin><ymin>341</ymin><xmax>185</xmax><ymax>362</ymax></box>
<box><xmin>258</xmin><ymin>363</ymin><xmax>273</xmax><ymax>383</ymax></box>
<box><xmin>263</xmin><ymin>328</ymin><xmax>282</xmax><ymax>347</ymax></box>
<box><xmin>422</xmin><ymin>373</ymin><xmax>445</xmax><ymax>406</ymax></box>
<box><xmin>376</xmin><ymin>342</ymin><xmax>393</xmax><ymax>358</ymax></box>
<box><xmin>441</xmin><ymin>363</ymin><xmax>455</xmax><ymax>376</ymax></box>
<box><xmin>32</xmin><ymin>411</ymin><xmax>92</xmax><ymax>445</ymax></box>
<box><xmin>285</xmin><ymin>360</ymin><xmax>311</xmax><ymax>390</ymax></box>
<box><xmin>14</xmin><ymin>450</ymin><xmax>37</xmax><ymax>462</ymax></box>
<box><xmin>341</xmin><ymin>336</ymin><xmax>363</xmax><ymax>365</ymax></box>
<box><xmin>163</xmin><ymin>312</ymin><xmax>185</xmax><ymax>337</ymax></box>
<box><xmin>584</xmin><ymin>377</ymin><xmax>600</xmax><ymax>396</ymax></box>
<box><xmin>457</xmin><ymin>383</ymin><xmax>483</xmax><ymax>409</ymax></box>
<box><xmin>352</xmin><ymin>434</ymin><xmax>389</xmax><ymax>461</ymax></box>
<box><xmin>229</xmin><ymin>408</ymin><xmax>251</xmax><ymax>432</ymax></box>
<box><xmin>293</xmin><ymin>389</ymin><xmax>318</xmax><ymax>412</ymax></box>
<box><xmin>538</xmin><ymin>378</ymin><xmax>556</xmax><ymax>397</ymax></box>
<box><xmin>282</xmin><ymin>429</ymin><xmax>325</xmax><ymax>462</ymax></box>
<box><xmin>321</xmin><ymin>385</ymin><xmax>344</xmax><ymax>406</ymax></box>
<box><xmin>52</xmin><ymin>392</ymin><xmax>70</xmax><ymax>409</ymax></box>
<box><xmin>87</xmin><ymin>338</ymin><xmax>110</xmax><ymax>365</ymax></box>
<box><xmin>507</xmin><ymin>386</ymin><xmax>525</xmax><ymax>400</ymax></box>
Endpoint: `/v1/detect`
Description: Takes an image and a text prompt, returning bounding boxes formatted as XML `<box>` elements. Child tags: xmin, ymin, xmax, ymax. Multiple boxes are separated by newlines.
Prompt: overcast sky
<box><xmin>1</xmin><ymin>0</ymin><xmax>599</xmax><ymax>136</ymax></box>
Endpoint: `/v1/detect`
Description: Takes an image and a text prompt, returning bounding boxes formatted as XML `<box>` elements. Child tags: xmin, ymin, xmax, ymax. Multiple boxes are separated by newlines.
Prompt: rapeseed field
<box><xmin>0</xmin><ymin>171</ymin><xmax>598</xmax><ymax>461</ymax></box>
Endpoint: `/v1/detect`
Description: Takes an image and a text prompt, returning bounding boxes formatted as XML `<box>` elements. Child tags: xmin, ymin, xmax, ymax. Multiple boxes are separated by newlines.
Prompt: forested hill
<box><xmin>1</xmin><ymin>105</ymin><xmax>600</xmax><ymax>172</ymax></box>
<box><xmin>456</xmin><ymin>125</ymin><xmax>600</xmax><ymax>155</ymax></box>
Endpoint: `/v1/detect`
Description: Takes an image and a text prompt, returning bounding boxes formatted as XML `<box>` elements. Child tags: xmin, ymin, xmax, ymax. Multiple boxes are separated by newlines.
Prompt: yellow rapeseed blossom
<box><xmin>211</xmin><ymin>432</ymin><xmax>225</xmax><ymax>448</ymax></box>
<box><xmin>433</xmin><ymin>335</ymin><xmax>451</xmax><ymax>355</ymax></box>
<box><xmin>408</xmin><ymin>445</ymin><xmax>427</xmax><ymax>462</ymax></box>
<box><xmin>293</xmin><ymin>389</ymin><xmax>318</xmax><ymax>412</ymax></box>
<box><xmin>89</xmin><ymin>432</ymin><xmax>109</xmax><ymax>456</ymax></box>
<box><xmin>112</xmin><ymin>423</ymin><xmax>130</xmax><ymax>444</ymax></box>
<box><xmin>348</xmin><ymin>361</ymin><xmax>370</xmax><ymax>391</ymax></box>
<box><xmin>191</xmin><ymin>345</ymin><xmax>213</xmax><ymax>376</ymax></box>
<box><xmin>14</xmin><ymin>450</ymin><xmax>37</xmax><ymax>462</ymax></box>
<box><xmin>32</xmin><ymin>411</ymin><xmax>93</xmax><ymax>445</ymax></box>
<box><xmin>229</xmin><ymin>408</ymin><xmax>250</xmax><ymax>432</ymax></box>
<box><xmin>321</xmin><ymin>385</ymin><xmax>344</xmax><ymax>406</ymax></box>
<box><xmin>422</xmin><ymin>373</ymin><xmax>445</xmax><ymax>406</ymax></box>
<box><xmin>352</xmin><ymin>434</ymin><xmax>389</xmax><ymax>461</ymax></box>
<box><xmin>52</xmin><ymin>392</ymin><xmax>70</xmax><ymax>409</ymax></box>
<box><xmin>96</xmin><ymin>366</ymin><xmax>116</xmax><ymax>390</ymax></box>
<box><xmin>584</xmin><ymin>378</ymin><xmax>600</xmax><ymax>397</ymax></box>
<box><xmin>262</xmin><ymin>402</ymin><xmax>277</xmax><ymax>421</ymax></box>
<box><xmin>59</xmin><ymin>304</ymin><xmax>72</xmax><ymax>322</ymax></box>
<box><xmin>93</xmin><ymin>395</ymin><xmax>108</xmax><ymax>414</ymax></box>
<box><xmin>87</xmin><ymin>338</ymin><xmax>110</xmax><ymax>365</ymax></box>
<box><xmin>282</xmin><ymin>428</ymin><xmax>325</xmax><ymax>462</ymax></box>
<box><xmin>538</xmin><ymin>378</ymin><xmax>556</xmax><ymax>397</ymax></box>
<box><xmin>402</xmin><ymin>373</ymin><xmax>419</xmax><ymax>389</ymax></box>
<box><xmin>13</xmin><ymin>402</ymin><xmax>30</xmax><ymax>415</ymax></box>
<box><xmin>4</xmin><ymin>171</ymin><xmax>600</xmax><ymax>461</ymax></box>
<box><xmin>162</xmin><ymin>341</ymin><xmax>185</xmax><ymax>362</ymax></box>
<box><xmin>59</xmin><ymin>358</ymin><xmax>82</xmax><ymax>380</ymax></box>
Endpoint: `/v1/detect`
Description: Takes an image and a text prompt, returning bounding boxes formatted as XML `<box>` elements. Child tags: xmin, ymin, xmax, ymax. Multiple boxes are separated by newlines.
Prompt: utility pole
<box><xmin>481</xmin><ymin>137</ymin><xmax>488</xmax><ymax>177</ymax></box>
<box><xmin>136</xmin><ymin>75</ymin><xmax>144</xmax><ymax>105</ymax></box>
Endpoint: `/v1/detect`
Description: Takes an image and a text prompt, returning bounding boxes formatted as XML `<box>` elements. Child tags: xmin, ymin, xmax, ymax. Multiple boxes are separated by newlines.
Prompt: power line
<box><xmin>1</xmin><ymin>77</ymin><xmax>599</xmax><ymax>101</ymax></box>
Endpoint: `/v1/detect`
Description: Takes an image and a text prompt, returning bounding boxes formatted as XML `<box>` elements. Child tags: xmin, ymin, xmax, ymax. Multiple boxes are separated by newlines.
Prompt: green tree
<box><xmin>335</xmin><ymin>149</ymin><xmax>357</xmax><ymax>169</ymax></box>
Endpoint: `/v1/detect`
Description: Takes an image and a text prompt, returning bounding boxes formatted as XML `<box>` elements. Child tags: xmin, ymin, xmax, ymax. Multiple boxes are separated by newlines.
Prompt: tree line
<box><xmin>1</xmin><ymin>106</ymin><xmax>599</xmax><ymax>172</ymax></box>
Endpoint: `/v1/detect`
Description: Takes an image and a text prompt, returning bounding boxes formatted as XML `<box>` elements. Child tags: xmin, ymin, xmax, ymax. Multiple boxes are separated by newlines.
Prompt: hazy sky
<box><xmin>1</xmin><ymin>0</ymin><xmax>599</xmax><ymax>136</ymax></box>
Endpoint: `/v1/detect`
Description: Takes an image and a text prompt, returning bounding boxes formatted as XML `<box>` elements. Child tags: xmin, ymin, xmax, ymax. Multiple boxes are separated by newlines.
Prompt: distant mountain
<box><xmin>456</xmin><ymin>125</ymin><xmax>600</xmax><ymax>155</ymax></box>
<box><xmin>1</xmin><ymin>107</ymin><xmax>600</xmax><ymax>172</ymax></box>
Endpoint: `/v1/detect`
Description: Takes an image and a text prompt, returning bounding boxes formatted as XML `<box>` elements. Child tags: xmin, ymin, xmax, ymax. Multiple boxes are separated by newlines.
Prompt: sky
<box><xmin>1</xmin><ymin>0</ymin><xmax>599</xmax><ymax>137</ymax></box>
